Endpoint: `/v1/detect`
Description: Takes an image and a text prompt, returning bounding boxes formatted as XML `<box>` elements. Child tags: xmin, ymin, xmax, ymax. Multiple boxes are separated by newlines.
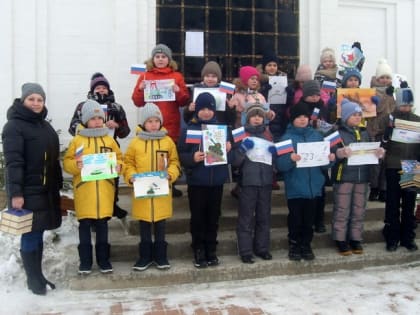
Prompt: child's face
<box><xmin>87</xmin><ymin>116</ymin><xmax>104</xmax><ymax>128</ymax></box>
<box><xmin>322</xmin><ymin>58</ymin><xmax>335</xmax><ymax>69</ymax></box>
<box><xmin>153</xmin><ymin>53</ymin><xmax>169</xmax><ymax>68</ymax></box>
<box><xmin>248</xmin><ymin>114</ymin><xmax>264</xmax><ymax>126</ymax></box>
<box><xmin>377</xmin><ymin>75</ymin><xmax>392</xmax><ymax>86</ymax></box>
<box><xmin>93</xmin><ymin>85</ymin><xmax>109</xmax><ymax>96</ymax></box>
<box><xmin>293</xmin><ymin>115</ymin><xmax>309</xmax><ymax>128</ymax></box>
<box><xmin>247</xmin><ymin>75</ymin><xmax>259</xmax><ymax>90</ymax></box>
<box><xmin>197</xmin><ymin>108</ymin><xmax>215</xmax><ymax>121</ymax></box>
<box><xmin>144</xmin><ymin>117</ymin><xmax>161</xmax><ymax>132</ymax></box>
<box><xmin>264</xmin><ymin>62</ymin><xmax>278</xmax><ymax>76</ymax></box>
<box><xmin>203</xmin><ymin>74</ymin><xmax>219</xmax><ymax>87</ymax></box>
<box><xmin>304</xmin><ymin>94</ymin><xmax>321</xmax><ymax>103</ymax></box>
<box><xmin>398</xmin><ymin>105</ymin><xmax>413</xmax><ymax>113</ymax></box>
<box><xmin>346</xmin><ymin>112</ymin><xmax>362</xmax><ymax>127</ymax></box>
<box><xmin>23</xmin><ymin>94</ymin><xmax>44</xmax><ymax>113</ymax></box>
<box><xmin>345</xmin><ymin>76</ymin><xmax>360</xmax><ymax>88</ymax></box>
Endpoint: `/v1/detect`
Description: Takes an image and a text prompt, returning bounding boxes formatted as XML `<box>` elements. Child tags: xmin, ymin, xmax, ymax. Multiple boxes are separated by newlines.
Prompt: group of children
<box><xmin>63</xmin><ymin>43</ymin><xmax>419</xmax><ymax>275</ymax></box>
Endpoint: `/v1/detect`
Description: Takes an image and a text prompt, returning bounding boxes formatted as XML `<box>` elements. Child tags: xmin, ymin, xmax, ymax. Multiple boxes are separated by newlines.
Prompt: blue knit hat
<box><xmin>341</xmin><ymin>98</ymin><xmax>362</xmax><ymax>122</ymax></box>
<box><xmin>195</xmin><ymin>92</ymin><xmax>216</xmax><ymax>113</ymax></box>
<box><xmin>395</xmin><ymin>88</ymin><xmax>414</xmax><ymax>107</ymax></box>
<box><xmin>342</xmin><ymin>68</ymin><xmax>362</xmax><ymax>88</ymax></box>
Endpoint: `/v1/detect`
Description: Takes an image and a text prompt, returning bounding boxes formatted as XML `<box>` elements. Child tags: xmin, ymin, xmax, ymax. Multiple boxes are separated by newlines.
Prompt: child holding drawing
<box><xmin>63</xmin><ymin>100</ymin><xmax>123</xmax><ymax>275</ymax></box>
<box><xmin>123</xmin><ymin>103</ymin><xmax>180</xmax><ymax>270</ymax></box>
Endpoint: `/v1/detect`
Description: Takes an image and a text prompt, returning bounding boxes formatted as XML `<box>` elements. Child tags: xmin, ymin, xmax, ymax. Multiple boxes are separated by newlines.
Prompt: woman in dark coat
<box><xmin>2</xmin><ymin>82</ymin><xmax>63</xmax><ymax>295</ymax></box>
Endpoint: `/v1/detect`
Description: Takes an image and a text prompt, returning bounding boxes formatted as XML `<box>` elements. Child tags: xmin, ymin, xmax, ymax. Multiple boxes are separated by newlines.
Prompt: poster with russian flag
<box><xmin>232</xmin><ymin>126</ymin><xmax>248</xmax><ymax>143</ymax></box>
<box><xmin>75</xmin><ymin>144</ymin><xmax>84</xmax><ymax>160</ymax></box>
<box><xmin>130</xmin><ymin>64</ymin><xmax>147</xmax><ymax>75</ymax></box>
<box><xmin>186</xmin><ymin>129</ymin><xmax>202</xmax><ymax>144</ymax></box>
<box><xmin>219</xmin><ymin>81</ymin><xmax>236</xmax><ymax>94</ymax></box>
<box><xmin>311</xmin><ymin>107</ymin><xmax>320</xmax><ymax>120</ymax></box>
<box><xmin>321</xmin><ymin>80</ymin><xmax>336</xmax><ymax>93</ymax></box>
<box><xmin>324</xmin><ymin>131</ymin><xmax>343</xmax><ymax>147</ymax></box>
<box><xmin>274</xmin><ymin>139</ymin><xmax>294</xmax><ymax>155</ymax></box>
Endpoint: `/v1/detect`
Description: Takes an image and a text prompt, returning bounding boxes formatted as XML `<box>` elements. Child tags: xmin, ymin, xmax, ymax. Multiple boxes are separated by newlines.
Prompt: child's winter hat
<box><xmin>245</xmin><ymin>103</ymin><xmax>266</xmax><ymax>122</ymax></box>
<box><xmin>81</xmin><ymin>99</ymin><xmax>105</xmax><ymax>124</ymax></box>
<box><xmin>320</xmin><ymin>47</ymin><xmax>336</xmax><ymax>64</ymax></box>
<box><xmin>295</xmin><ymin>64</ymin><xmax>312</xmax><ymax>82</ymax></box>
<box><xmin>375</xmin><ymin>59</ymin><xmax>393</xmax><ymax>78</ymax></box>
<box><xmin>341</xmin><ymin>98</ymin><xmax>362</xmax><ymax>122</ymax></box>
<box><xmin>239</xmin><ymin>66</ymin><xmax>260</xmax><ymax>85</ymax></box>
<box><xmin>201</xmin><ymin>61</ymin><xmax>222</xmax><ymax>82</ymax></box>
<box><xmin>195</xmin><ymin>92</ymin><xmax>216</xmax><ymax>113</ymax></box>
<box><xmin>290</xmin><ymin>102</ymin><xmax>311</xmax><ymax>122</ymax></box>
<box><xmin>139</xmin><ymin>102</ymin><xmax>163</xmax><ymax>126</ymax></box>
<box><xmin>90</xmin><ymin>72</ymin><xmax>110</xmax><ymax>93</ymax></box>
<box><xmin>302</xmin><ymin>80</ymin><xmax>321</xmax><ymax>98</ymax></box>
<box><xmin>21</xmin><ymin>82</ymin><xmax>46</xmax><ymax>102</ymax></box>
<box><xmin>262</xmin><ymin>53</ymin><xmax>279</xmax><ymax>69</ymax></box>
<box><xmin>152</xmin><ymin>43</ymin><xmax>172</xmax><ymax>61</ymax></box>
<box><xmin>342</xmin><ymin>68</ymin><xmax>362</xmax><ymax>88</ymax></box>
<box><xmin>395</xmin><ymin>88</ymin><xmax>414</xmax><ymax>107</ymax></box>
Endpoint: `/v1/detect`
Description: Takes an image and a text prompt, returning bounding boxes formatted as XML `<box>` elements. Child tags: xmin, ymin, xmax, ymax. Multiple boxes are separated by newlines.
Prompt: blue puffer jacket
<box><xmin>276</xmin><ymin>124</ymin><xmax>331</xmax><ymax>199</ymax></box>
<box><xmin>177</xmin><ymin>119</ymin><xmax>232</xmax><ymax>186</ymax></box>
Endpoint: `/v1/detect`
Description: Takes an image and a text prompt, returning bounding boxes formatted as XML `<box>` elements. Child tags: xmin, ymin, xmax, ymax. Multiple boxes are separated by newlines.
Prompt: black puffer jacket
<box><xmin>2</xmin><ymin>99</ymin><xmax>63</xmax><ymax>231</ymax></box>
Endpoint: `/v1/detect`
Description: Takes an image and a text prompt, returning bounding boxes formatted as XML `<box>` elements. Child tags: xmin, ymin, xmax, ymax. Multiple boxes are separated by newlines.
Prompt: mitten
<box><xmin>385</xmin><ymin>86</ymin><xmax>394</xmax><ymax>96</ymax></box>
<box><xmin>268</xmin><ymin>145</ymin><xmax>277</xmax><ymax>155</ymax></box>
<box><xmin>240</xmin><ymin>138</ymin><xmax>254</xmax><ymax>152</ymax></box>
<box><xmin>400</xmin><ymin>81</ymin><xmax>408</xmax><ymax>88</ymax></box>
<box><xmin>371</xmin><ymin>96</ymin><xmax>380</xmax><ymax>106</ymax></box>
<box><xmin>336</xmin><ymin>147</ymin><xmax>352</xmax><ymax>159</ymax></box>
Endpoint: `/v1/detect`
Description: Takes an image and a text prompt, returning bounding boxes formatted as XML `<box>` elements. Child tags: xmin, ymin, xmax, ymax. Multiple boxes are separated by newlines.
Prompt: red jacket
<box><xmin>132</xmin><ymin>67</ymin><xmax>190</xmax><ymax>142</ymax></box>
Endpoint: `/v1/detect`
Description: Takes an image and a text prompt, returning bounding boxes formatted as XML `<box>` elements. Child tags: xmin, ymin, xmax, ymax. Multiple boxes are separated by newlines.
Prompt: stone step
<box><xmin>66</xmin><ymin>240</ymin><xmax>420</xmax><ymax>291</ymax></box>
<box><xmin>109</xmin><ymin>220</ymin><xmax>387</xmax><ymax>261</ymax></box>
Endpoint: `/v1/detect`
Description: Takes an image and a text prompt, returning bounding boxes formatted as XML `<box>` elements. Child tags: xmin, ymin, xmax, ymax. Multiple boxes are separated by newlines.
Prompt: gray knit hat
<box><xmin>341</xmin><ymin>98</ymin><xmax>362</xmax><ymax>122</ymax></box>
<box><xmin>302</xmin><ymin>80</ymin><xmax>321</xmax><ymax>98</ymax></box>
<box><xmin>245</xmin><ymin>103</ymin><xmax>266</xmax><ymax>122</ymax></box>
<box><xmin>81</xmin><ymin>99</ymin><xmax>105</xmax><ymax>124</ymax></box>
<box><xmin>201</xmin><ymin>61</ymin><xmax>222</xmax><ymax>81</ymax></box>
<box><xmin>151</xmin><ymin>44</ymin><xmax>172</xmax><ymax>61</ymax></box>
<box><xmin>21</xmin><ymin>82</ymin><xmax>46</xmax><ymax>102</ymax></box>
<box><xmin>139</xmin><ymin>103</ymin><xmax>163</xmax><ymax>126</ymax></box>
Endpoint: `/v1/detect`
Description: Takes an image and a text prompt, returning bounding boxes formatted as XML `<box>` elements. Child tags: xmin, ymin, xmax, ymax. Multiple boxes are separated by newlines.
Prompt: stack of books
<box><xmin>399</xmin><ymin>160</ymin><xmax>420</xmax><ymax>189</ymax></box>
<box><xmin>0</xmin><ymin>209</ymin><xmax>33</xmax><ymax>235</ymax></box>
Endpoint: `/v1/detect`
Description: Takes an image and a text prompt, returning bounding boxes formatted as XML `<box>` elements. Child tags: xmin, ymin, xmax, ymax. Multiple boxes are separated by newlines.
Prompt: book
<box><xmin>0</xmin><ymin>209</ymin><xmax>33</xmax><ymax>235</ymax></box>
<box><xmin>0</xmin><ymin>223</ymin><xmax>32</xmax><ymax>235</ymax></box>
<box><xmin>1</xmin><ymin>208</ymin><xmax>33</xmax><ymax>223</ymax></box>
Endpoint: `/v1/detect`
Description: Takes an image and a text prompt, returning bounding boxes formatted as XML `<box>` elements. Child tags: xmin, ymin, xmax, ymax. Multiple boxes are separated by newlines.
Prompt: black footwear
<box><xmin>96</xmin><ymin>243</ymin><xmax>113</xmax><ymax>273</ymax></box>
<box><xmin>172</xmin><ymin>186</ymin><xmax>183</xmax><ymax>198</ymax></box>
<box><xmin>193</xmin><ymin>249</ymin><xmax>208</xmax><ymax>268</ymax></box>
<box><xmin>78</xmin><ymin>244</ymin><xmax>93</xmax><ymax>275</ymax></box>
<box><xmin>132</xmin><ymin>242</ymin><xmax>153</xmax><ymax>271</ymax></box>
<box><xmin>154</xmin><ymin>241</ymin><xmax>171</xmax><ymax>269</ymax></box>
<box><xmin>386</xmin><ymin>242</ymin><xmax>398</xmax><ymax>252</ymax></box>
<box><xmin>113</xmin><ymin>205</ymin><xmax>128</xmax><ymax>219</ymax></box>
<box><xmin>301</xmin><ymin>245</ymin><xmax>315</xmax><ymax>261</ymax></box>
<box><xmin>314</xmin><ymin>224</ymin><xmax>326</xmax><ymax>233</ymax></box>
<box><xmin>240</xmin><ymin>255</ymin><xmax>255</xmax><ymax>264</ymax></box>
<box><xmin>378</xmin><ymin>190</ymin><xmax>386</xmax><ymax>202</ymax></box>
<box><xmin>349</xmin><ymin>240</ymin><xmax>363</xmax><ymax>254</ymax></box>
<box><xmin>336</xmin><ymin>241</ymin><xmax>352</xmax><ymax>256</ymax></box>
<box><xmin>288</xmin><ymin>241</ymin><xmax>301</xmax><ymax>261</ymax></box>
<box><xmin>20</xmin><ymin>250</ymin><xmax>47</xmax><ymax>295</ymax></box>
<box><xmin>368</xmin><ymin>188</ymin><xmax>379</xmax><ymax>201</ymax></box>
<box><xmin>206</xmin><ymin>251</ymin><xmax>220</xmax><ymax>266</ymax></box>
<box><xmin>400</xmin><ymin>240</ymin><xmax>418</xmax><ymax>252</ymax></box>
<box><xmin>255</xmin><ymin>252</ymin><xmax>273</xmax><ymax>260</ymax></box>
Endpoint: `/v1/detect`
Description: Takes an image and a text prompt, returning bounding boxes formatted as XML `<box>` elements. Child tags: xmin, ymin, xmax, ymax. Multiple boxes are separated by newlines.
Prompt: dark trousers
<box><xmin>139</xmin><ymin>220</ymin><xmax>166</xmax><ymax>242</ymax></box>
<box><xmin>21</xmin><ymin>231</ymin><xmax>44</xmax><ymax>252</ymax></box>
<box><xmin>79</xmin><ymin>218</ymin><xmax>109</xmax><ymax>246</ymax></box>
<box><xmin>287</xmin><ymin>198</ymin><xmax>316</xmax><ymax>246</ymax></box>
<box><xmin>237</xmin><ymin>185</ymin><xmax>272</xmax><ymax>256</ymax></box>
<box><xmin>187</xmin><ymin>185</ymin><xmax>223</xmax><ymax>251</ymax></box>
<box><xmin>383</xmin><ymin>169</ymin><xmax>417</xmax><ymax>244</ymax></box>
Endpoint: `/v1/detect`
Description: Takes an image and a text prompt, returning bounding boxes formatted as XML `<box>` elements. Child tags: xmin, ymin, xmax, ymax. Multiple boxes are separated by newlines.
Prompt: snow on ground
<box><xmin>1</xmin><ymin>216</ymin><xmax>420</xmax><ymax>314</ymax></box>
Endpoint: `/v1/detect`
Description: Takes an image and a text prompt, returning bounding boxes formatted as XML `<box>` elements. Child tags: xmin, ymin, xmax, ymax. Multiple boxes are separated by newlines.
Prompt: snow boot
<box><xmin>336</xmin><ymin>241</ymin><xmax>352</xmax><ymax>256</ymax></box>
<box><xmin>78</xmin><ymin>244</ymin><xmax>93</xmax><ymax>274</ymax></box>
<box><xmin>154</xmin><ymin>241</ymin><xmax>171</xmax><ymax>269</ymax></box>
<box><xmin>95</xmin><ymin>243</ymin><xmax>113</xmax><ymax>273</ymax></box>
<box><xmin>368</xmin><ymin>188</ymin><xmax>379</xmax><ymax>201</ymax></box>
<box><xmin>288</xmin><ymin>240</ymin><xmax>301</xmax><ymax>261</ymax></box>
<box><xmin>37</xmin><ymin>243</ymin><xmax>56</xmax><ymax>289</ymax></box>
<box><xmin>20</xmin><ymin>250</ymin><xmax>46</xmax><ymax>295</ymax></box>
<box><xmin>301</xmin><ymin>244</ymin><xmax>315</xmax><ymax>260</ymax></box>
<box><xmin>133</xmin><ymin>242</ymin><xmax>153</xmax><ymax>271</ymax></box>
<box><xmin>349</xmin><ymin>240</ymin><xmax>363</xmax><ymax>254</ymax></box>
<box><xmin>193</xmin><ymin>248</ymin><xmax>208</xmax><ymax>268</ymax></box>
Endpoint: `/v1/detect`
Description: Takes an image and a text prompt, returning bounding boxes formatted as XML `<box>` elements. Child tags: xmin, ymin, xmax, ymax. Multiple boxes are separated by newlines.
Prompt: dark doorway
<box><xmin>157</xmin><ymin>0</ymin><xmax>299</xmax><ymax>83</ymax></box>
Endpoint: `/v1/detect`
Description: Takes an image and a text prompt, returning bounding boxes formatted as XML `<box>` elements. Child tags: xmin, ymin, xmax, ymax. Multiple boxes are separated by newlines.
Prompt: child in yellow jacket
<box><xmin>64</xmin><ymin>100</ymin><xmax>123</xmax><ymax>275</ymax></box>
<box><xmin>123</xmin><ymin>103</ymin><xmax>181</xmax><ymax>270</ymax></box>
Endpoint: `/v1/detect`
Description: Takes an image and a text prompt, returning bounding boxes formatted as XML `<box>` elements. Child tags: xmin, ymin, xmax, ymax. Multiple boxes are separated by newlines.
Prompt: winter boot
<box><xmin>205</xmin><ymin>243</ymin><xmax>219</xmax><ymax>266</ymax></box>
<box><xmin>172</xmin><ymin>185</ymin><xmax>183</xmax><ymax>198</ymax></box>
<box><xmin>37</xmin><ymin>244</ymin><xmax>56</xmax><ymax>289</ymax></box>
<box><xmin>95</xmin><ymin>243</ymin><xmax>113</xmax><ymax>273</ymax></box>
<box><xmin>301</xmin><ymin>244</ymin><xmax>315</xmax><ymax>260</ymax></box>
<box><xmin>288</xmin><ymin>240</ymin><xmax>302</xmax><ymax>261</ymax></box>
<box><xmin>133</xmin><ymin>242</ymin><xmax>153</xmax><ymax>271</ymax></box>
<box><xmin>78</xmin><ymin>244</ymin><xmax>93</xmax><ymax>274</ymax></box>
<box><xmin>400</xmin><ymin>240</ymin><xmax>418</xmax><ymax>252</ymax></box>
<box><xmin>349</xmin><ymin>240</ymin><xmax>363</xmax><ymax>254</ymax></box>
<box><xmin>154</xmin><ymin>241</ymin><xmax>171</xmax><ymax>269</ymax></box>
<box><xmin>20</xmin><ymin>250</ymin><xmax>46</xmax><ymax>295</ymax></box>
<box><xmin>368</xmin><ymin>188</ymin><xmax>379</xmax><ymax>201</ymax></box>
<box><xmin>336</xmin><ymin>241</ymin><xmax>352</xmax><ymax>256</ymax></box>
<box><xmin>193</xmin><ymin>248</ymin><xmax>208</xmax><ymax>268</ymax></box>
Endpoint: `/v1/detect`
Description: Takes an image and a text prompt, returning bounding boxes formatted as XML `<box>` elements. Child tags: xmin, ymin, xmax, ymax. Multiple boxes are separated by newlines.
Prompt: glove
<box><xmin>400</xmin><ymin>81</ymin><xmax>408</xmax><ymax>88</ymax></box>
<box><xmin>240</xmin><ymin>138</ymin><xmax>254</xmax><ymax>152</ymax></box>
<box><xmin>385</xmin><ymin>86</ymin><xmax>394</xmax><ymax>96</ymax></box>
<box><xmin>371</xmin><ymin>96</ymin><xmax>380</xmax><ymax>106</ymax></box>
<box><xmin>268</xmin><ymin>145</ymin><xmax>277</xmax><ymax>155</ymax></box>
<box><xmin>336</xmin><ymin>147</ymin><xmax>352</xmax><ymax>159</ymax></box>
<box><xmin>352</xmin><ymin>41</ymin><xmax>362</xmax><ymax>52</ymax></box>
<box><xmin>375</xmin><ymin>147</ymin><xmax>385</xmax><ymax>159</ymax></box>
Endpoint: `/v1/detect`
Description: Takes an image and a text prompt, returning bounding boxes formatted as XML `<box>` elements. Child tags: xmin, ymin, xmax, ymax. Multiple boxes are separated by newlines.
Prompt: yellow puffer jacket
<box><xmin>123</xmin><ymin>127</ymin><xmax>180</xmax><ymax>222</ymax></box>
<box><xmin>63</xmin><ymin>132</ymin><xmax>123</xmax><ymax>220</ymax></box>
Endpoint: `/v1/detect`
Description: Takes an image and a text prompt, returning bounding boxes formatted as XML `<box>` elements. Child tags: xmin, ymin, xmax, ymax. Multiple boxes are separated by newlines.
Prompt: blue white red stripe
<box><xmin>274</xmin><ymin>139</ymin><xmax>294</xmax><ymax>155</ymax></box>
<box><xmin>232</xmin><ymin>126</ymin><xmax>248</xmax><ymax>143</ymax></box>
<box><xmin>322</xmin><ymin>80</ymin><xmax>336</xmax><ymax>92</ymax></box>
<box><xmin>75</xmin><ymin>145</ymin><xmax>84</xmax><ymax>159</ymax></box>
<box><xmin>219</xmin><ymin>81</ymin><xmax>236</xmax><ymax>94</ymax></box>
<box><xmin>324</xmin><ymin>131</ymin><xmax>342</xmax><ymax>147</ymax></box>
<box><xmin>186</xmin><ymin>129</ymin><xmax>202</xmax><ymax>144</ymax></box>
<box><xmin>130</xmin><ymin>64</ymin><xmax>146</xmax><ymax>74</ymax></box>
<box><xmin>311</xmin><ymin>108</ymin><xmax>320</xmax><ymax>120</ymax></box>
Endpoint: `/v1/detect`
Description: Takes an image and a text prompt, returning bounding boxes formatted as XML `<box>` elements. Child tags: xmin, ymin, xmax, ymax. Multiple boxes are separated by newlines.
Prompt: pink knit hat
<box><xmin>239</xmin><ymin>66</ymin><xmax>260</xmax><ymax>85</ymax></box>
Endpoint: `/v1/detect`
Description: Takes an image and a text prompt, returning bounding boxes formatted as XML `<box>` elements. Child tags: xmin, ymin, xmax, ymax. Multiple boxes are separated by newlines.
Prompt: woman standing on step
<box><xmin>2</xmin><ymin>83</ymin><xmax>62</xmax><ymax>295</ymax></box>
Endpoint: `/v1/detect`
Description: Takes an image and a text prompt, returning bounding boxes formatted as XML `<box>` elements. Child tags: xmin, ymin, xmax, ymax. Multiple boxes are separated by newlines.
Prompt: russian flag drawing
<box><xmin>275</xmin><ymin>139</ymin><xmax>294</xmax><ymax>155</ymax></box>
<box><xmin>324</xmin><ymin>131</ymin><xmax>343</xmax><ymax>147</ymax></box>
<box><xmin>75</xmin><ymin>145</ymin><xmax>84</xmax><ymax>159</ymax></box>
<box><xmin>322</xmin><ymin>80</ymin><xmax>336</xmax><ymax>92</ymax></box>
<box><xmin>219</xmin><ymin>81</ymin><xmax>236</xmax><ymax>94</ymax></box>
<box><xmin>130</xmin><ymin>64</ymin><xmax>146</xmax><ymax>75</ymax></box>
<box><xmin>186</xmin><ymin>129</ymin><xmax>202</xmax><ymax>144</ymax></box>
<box><xmin>232</xmin><ymin>126</ymin><xmax>248</xmax><ymax>143</ymax></box>
<box><xmin>311</xmin><ymin>107</ymin><xmax>320</xmax><ymax>120</ymax></box>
